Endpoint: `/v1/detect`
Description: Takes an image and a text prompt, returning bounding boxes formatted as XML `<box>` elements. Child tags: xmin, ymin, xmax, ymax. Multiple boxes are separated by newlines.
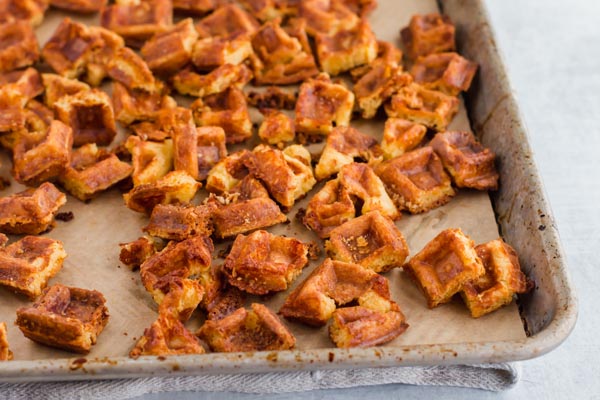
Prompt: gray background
<box><xmin>136</xmin><ymin>0</ymin><xmax>599</xmax><ymax>398</ymax></box>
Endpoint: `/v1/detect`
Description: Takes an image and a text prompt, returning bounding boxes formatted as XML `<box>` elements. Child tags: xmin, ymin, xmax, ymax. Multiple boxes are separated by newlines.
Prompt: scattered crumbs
<box><xmin>538</xmin><ymin>224</ymin><xmax>546</xmax><ymax>231</ymax></box>
<box><xmin>56</xmin><ymin>211</ymin><xmax>74</xmax><ymax>222</ymax></box>
<box><xmin>295</xmin><ymin>208</ymin><xmax>306</xmax><ymax>222</ymax></box>
<box><xmin>307</xmin><ymin>241</ymin><xmax>321</xmax><ymax>260</ymax></box>
<box><xmin>0</xmin><ymin>176</ymin><xmax>11</xmax><ymax>190</ymax></box>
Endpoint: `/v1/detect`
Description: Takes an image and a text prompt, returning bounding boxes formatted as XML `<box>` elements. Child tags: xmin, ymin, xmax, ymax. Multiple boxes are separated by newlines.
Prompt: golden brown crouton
<box><xmin>16</xmin><ymin>284</ymin><xmax>109</xmax><ymax>353</ymax></box>
<box><xmin>197</xmin><ymin>303</ymin><xmax>295</xmax><ymax>352</ymax></box>
<box><xmin>0</xmin><ymin>182</ymin><xmax>66</xmax><ymax>235</ymax></box>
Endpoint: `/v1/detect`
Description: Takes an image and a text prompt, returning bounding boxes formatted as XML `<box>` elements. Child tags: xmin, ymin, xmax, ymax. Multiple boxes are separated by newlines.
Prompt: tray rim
<box><xmin>0</xmin><ymin>0</ymin><xmax>578</xmax><ymax>382</ymax></box>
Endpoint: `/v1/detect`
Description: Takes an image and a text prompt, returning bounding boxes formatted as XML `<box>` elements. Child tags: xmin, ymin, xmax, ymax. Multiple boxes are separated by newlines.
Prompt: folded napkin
<box><xmin>0</xmin><ymin>363</ymin><xmax>520</xmax><ymax>399</ymax></box>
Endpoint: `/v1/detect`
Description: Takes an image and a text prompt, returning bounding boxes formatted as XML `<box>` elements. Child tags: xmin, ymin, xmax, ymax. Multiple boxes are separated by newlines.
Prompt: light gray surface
<box><xmin>136</xmin><ymin>0</ymin><xmax>600</xmax><ymax>398</ymax></box>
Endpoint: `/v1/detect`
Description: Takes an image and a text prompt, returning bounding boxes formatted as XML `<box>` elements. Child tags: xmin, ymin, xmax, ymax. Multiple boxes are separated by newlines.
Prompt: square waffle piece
<box><xmin>197</xmin><ymin>303</ymin><xmax>296</xmax><ymax>352</ymax></box>
<box><xmin>326</xmin><ymin>210</ymin><xmax>409</xmax><ymax>273</ymax></box>
<box><xmin>129</xmin><ymin>312</ymin><xmax>205</xmax><ymax>358</ymax></box>
<box><xmin>461</xmin><ymin>239</ymin><xmax>531</xmax><ymax>318</ymax></box>
<box><xmin>314</xmin><ymin>126</ymin><xmax>382</xmax><ymax>181</ymax></box>
<box><xmin>410</xmin><ymin>52</ymin><xmax>478</xmax><ymax>96</ymax></box>
<box><xmin>302</xmin><ymin>178</ymin><xmax>356</xmax><ymax>239</ymax></box>
<box><xmin>400</xmin><ymin>13</ymin><xmax>456</xmax><ymax>59</ymax></box>
<box><xmin>404</xmin><ymin>228</ymin><xmax>485</xmax><ymax>308</ymax></box>
<box><xmin>0</xmin><ymin>183</ymin><xmax>66</xmax><ymax>235</ymax></box>
<box><xmin>246</xmin><ymin>144</ymin><xmax>316</xmax><ymax>210</ymax></box>
<box><xmin>12</xmin><ymin>121</ymin><xmax>73</xmax><ymax>186</ymax></box>
<box><xmin>191</xmin><ymin>87</ymin><xmax>253</xmax><ymax>144</ymax></box>
<box><xmin>222</xmin><ymin>230</ymin><xmax>308</xmax><ymax>295</ymax></box>
<box><xmin>124</xmin><ymin>170</ymin><xmax>200</xmax><ymax>214</ymax></box>
<box><xmin>384</xmin><ymin>83</ymin><xmax>459</xmax><ymax>131</ymax></box>
<box><xmin>0</xmin><ymin>236</ymin><xmax>66</xmax><ymax>298</ymax></box>
<box><xmin>375</xmin><ymin>146</ymin><xmax>456</xmax><ymax>214</ymax></box>
<box><xmin>59</xmin><ymin>143</ymin><xmax>133</xmax><ymax>201</ymax></box>
<box><xmin>42</xmin><ymin>18</ymin><xmax>103</xmax><ymax>79</ymax></box>
<box><xmin>315</xmin><ymin>21</ymin><xmax>378</xmax><ymax>76</ymax></box>
<box><xmin>100</xmin><ymin>0</ymin><xmax>172</xmax><ymax>48</ymax></box>
<box><xmin>249</xmin><ymin>18</ymin><xmax>318</xmax><ymax>85</ymax></box>
<box><xmin>381</xmin><ymin>118</ymin><xmax>427</xmax><ymax>159</ymax></box>
<box><xmin>295</xmin><ymin>73</ymin><xmax>354</xmax><ymax>139</ymax></box>
<box><xmin>430</xmin><ymin>130</ymin><xmax>499</xmax><ymax>190</ymax></box>
<box><xmin>16</xmin><ymin>284</ymin><xmax>109</xmax><ymax>353</ymax></box>
<box><xmin>0</xmin><ymin>21</ymin><xmax>39</xmax><ymax>72</ymax></box>
<box><xmin>54</xmin><ymin>89</ymin><xmax>117</xmax><ymax>146</ymax></box>
<box><xmin>141</xmin><ymin>18</ymin><xmax>198</xmax><ymax>76</ymax></box>
<box><xmin>0</xmin><ymin>0</ymin><xmax>48</xmax><ymax>27</ymax></box>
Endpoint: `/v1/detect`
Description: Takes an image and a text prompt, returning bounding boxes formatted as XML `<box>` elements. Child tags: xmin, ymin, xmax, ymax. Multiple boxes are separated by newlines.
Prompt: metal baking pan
<box><xmin>0</xmin><ymin>0</ymin><xmax>577</xmax><ymax>381</ymax></box>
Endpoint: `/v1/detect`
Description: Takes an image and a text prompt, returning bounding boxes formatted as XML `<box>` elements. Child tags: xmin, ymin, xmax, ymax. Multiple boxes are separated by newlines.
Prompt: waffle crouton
<box><xmin>100</xmin><ymin>0</ymin><xmax>173</xmax><ymax>48</ymax></box>
<box><xmin>0</xmin><ymin>21</ymin><xmax>39</xmax><ymax>72</ymax></box>
<box><xmin>258</xmin><ymin>109</ymin><xmax>295</xmax><ymax>146</ymax></box>
<box><xmin>124</xmin><ymin>170</ymin><xmax>200</xmax><ymax>214</ymax></box>
<box><xmin>246</xmin><ymin>144</ymin><xmax>316</xmax><ymax>210</ymax></box>
<box><xmin>12</xmin><ymin>120</ymin><xmax>73</xmax><ymax>186</ymax></box>
<box><xmin>404</xmin><ymin>228</ymin><xmax>484</xmax><ymax>308</ymax></box>
<box><xmin>401</xmin><ymin>13</ymin><xmax>456</xmax><ymax>59</ymax></box>
<box><xmin>125</xmin><ymin>136</ymin><xmax>174</xmax><ymax>186</ymax></box>
<box><xmin>143</xmin><ymin>203</ymin><xmax>215</xmax><ymax>241</ymax></box>
<box><xmin>141</xmin><ymin>18</ymin><xmax>198</xmax><ymax>75</ymax></box>
<box><xmin>16</xmin><ymin>284</ymin><xmax>109</xmax><ymax>353</ymax></box>
<box><xmin>112</xmin><ymin>81</ymin><xmax>176</xmax><ymax>126</ymax></box>
<box><xmin>411</xmin><ymin>52</ymin><xmax>477</xmax><ymax>96</ymax></box>
<box><xmin>315</xmin><ymin>126</ymin><xmax>382</xmax><ymax>181</ymax></box>
<box><xmin>173</xmin><ymin>64</ymin><xmax>252</xmax><ymax>97</ymax></box>
<box><xmin>212</xmin><ymin>197</ymin><xmax>287</xmax><ymax>239</ymax></box>
<box><xmin>54</xmin><ymin>89</ymin><xmax>117</xmax><ymax>147</ymax></box>
<box><xmin>385</xmin><ymin>83</ymin><xmax>459</xmax><ymax>131</ymax></box>
<box><xmin>140</xmin><ymin>235</ymin><xmax>213</xmax><ymax>320</ymax></box>
<box><xmin>315</xmin><ymin>21</ymin><xmax>377</xmax><ymax>76</ymax></box>
<box><xmin>41</xmin><ymin>73</ymin><xmax>90</xmax><ymax>108</ymax></box>
<box><xmin>295</xmin><ymin>73</ymin><xmax>354</xmax><ymax>138</ymax></box>
<box><xmin>381</xmin><ymin>118</ymin><xmax>427</xmax><ymax>159</ymax></box>
<box><xmin>0</xmin><ymin>183</ymin><xmax>66</xmax><ymax>235</ymax></box>
<box><xmin>326</xmin><ymin>211</ymin><xmax>408</xmax><ymax>273</ymax></box>
<box><xmin>430</xmin><ymin>131</ymin><xmax>499</xmax><ymax>190</ymax></box>
<box><xmin>197</xmin><ymin>303</ymin><xmax>295</xmax><ymax>352</ymax></box>
<box><xmin>129</xmin><ymin>312</ymin><xmax>205</xmax><ymax>358</ymax></box>
<box><xmin>0</xmin><ymin>67</ymin><xmax>43</xmax><ymax>101</ymax></box>
<box><xmin>59</xmin><ymin>143</ymin><xmax>133</xmax><ymax>201</ymax></box>
<box><xmin>223</xmin><ymin>230</ymin><xmax>308</xmax><ymax>295</ymax></box>
<box><xmin>375</xmin><ymin>146</ymin><xmax>455</xmax><ymax>214</ymax></box>
<box><xmin>0</xmin><ymin>236</ymin><xmax>66</xmax><ymax>299</ymax></box>
<box><xmin>299</xmin><ymin>0</ymin><xmax>359</xmax><ymax>36</ymax></box>
<box><xmin>0</xmin><ymin>0</ymin><xmax>48</xmax><ymax>27</ymax></box>
<box><xmin>461</xmin><ymin>239</ymin><xmax>530</xmax><ymax>318</ymax></box>
<box><xmin>249</xmin><ymin>18</ymin><xmax>319</xmax><ymax>85</ymax></box>
<box><xmin>42</xmin><ymin>18</ymin><xmax>103</xmax><ymax>79</ymax></box>
<box><xmin>302</xmin><ymin>179</ymin><xmax>356</xmax><ymax>239</ymax></box>
<box><xmin>191</xmin><ymin>87</ymin><xmax>253</xmax><ymax>144</ymax></box>
<box><xmin>338</xmin><ymin>162</ymin><xmax>400</xmax><ymax>220</ymax></box>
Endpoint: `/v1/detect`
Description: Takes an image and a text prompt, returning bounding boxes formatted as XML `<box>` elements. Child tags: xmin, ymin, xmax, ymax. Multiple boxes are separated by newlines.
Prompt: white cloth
<box><xmin>0</xmin><ymin>363</ymin><xmax>520</xmax><ymax>399</ymax></box>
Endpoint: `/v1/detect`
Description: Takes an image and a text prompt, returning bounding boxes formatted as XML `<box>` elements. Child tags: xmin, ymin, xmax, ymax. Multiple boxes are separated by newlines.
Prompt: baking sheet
<box><xmin>0</xmin><ymin>0</ymin><xmax>526</xmax><ymax>363</ymax></box>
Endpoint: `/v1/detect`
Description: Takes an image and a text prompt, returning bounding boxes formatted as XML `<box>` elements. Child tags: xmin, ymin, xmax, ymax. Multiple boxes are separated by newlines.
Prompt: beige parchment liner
<box><xmin>0</xmin><ymin>0</ymin><xmax>526</xmax><ymax>362</ymax></box>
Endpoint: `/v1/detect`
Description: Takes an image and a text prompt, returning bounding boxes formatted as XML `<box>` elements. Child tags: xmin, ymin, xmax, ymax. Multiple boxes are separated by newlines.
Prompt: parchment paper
<box><xmin>0</xmin><ymin>0</ymin><xmax>526</xmax><ymax>362</ymax></box>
